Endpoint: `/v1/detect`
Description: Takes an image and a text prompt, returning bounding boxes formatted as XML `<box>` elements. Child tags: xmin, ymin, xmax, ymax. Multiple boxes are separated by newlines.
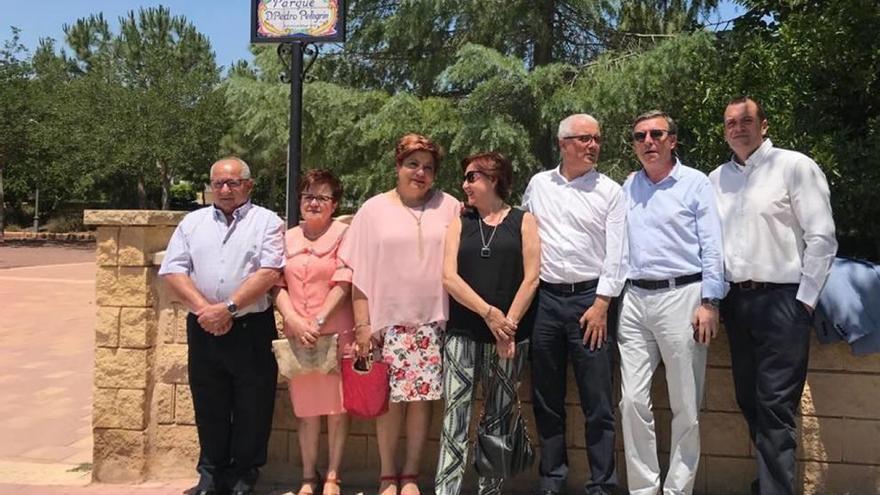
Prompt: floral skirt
<box><xmin>377</xmin><ymin>321</ymin><xmax>444</xmax><ymax>402</ymax></box>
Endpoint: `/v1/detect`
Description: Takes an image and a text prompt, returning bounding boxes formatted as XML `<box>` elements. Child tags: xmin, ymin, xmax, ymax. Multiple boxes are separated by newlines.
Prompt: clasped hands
<box><xmin>281</xmin><ymin>314</ymin><xmax>322</xmax><ymax>348</ymax></box>
<box><xmin>197</xmin><ymin>303</ymin><xmax>233</xmax><ymax>336</ymax></box>
<box><xmin>485</xmin><ymin>306</ymin><xmax>517</xmax><ymax>359</ymax></box>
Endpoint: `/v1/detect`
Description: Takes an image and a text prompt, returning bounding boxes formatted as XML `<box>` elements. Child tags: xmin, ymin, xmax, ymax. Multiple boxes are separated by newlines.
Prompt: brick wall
<box><xmin>86</xmin><ymin>210</ymin><xmax>880</xmax><ymax>494</ymax></box>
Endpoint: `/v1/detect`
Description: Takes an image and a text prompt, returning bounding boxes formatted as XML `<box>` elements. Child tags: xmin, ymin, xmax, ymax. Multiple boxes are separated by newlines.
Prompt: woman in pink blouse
<box><xmin>274</xmin><ymin>170</ymin><xmax>353</xmax><ymax>495</ymax></box>
<box><xmin>339</xmin><ymin>134</ymin><xmax>460</xmax><ymax>495</ymax></box>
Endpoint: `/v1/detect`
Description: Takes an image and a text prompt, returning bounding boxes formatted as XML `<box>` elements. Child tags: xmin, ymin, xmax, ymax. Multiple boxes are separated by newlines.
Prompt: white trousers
<box><xmin>618</xmin><ymin>282</ymin><xmax>707</xmax><ymax>495</ymax></box>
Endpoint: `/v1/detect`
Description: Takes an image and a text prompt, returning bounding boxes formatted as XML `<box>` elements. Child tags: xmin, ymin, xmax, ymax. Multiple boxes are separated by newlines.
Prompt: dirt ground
<box><xmin>0</xmin><ymin>242</ymin><xmax>96</xmax><ymax>269</ymax></box>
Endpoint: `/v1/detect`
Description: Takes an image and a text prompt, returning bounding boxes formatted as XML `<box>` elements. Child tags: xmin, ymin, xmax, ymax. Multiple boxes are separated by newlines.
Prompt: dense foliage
<box><xmin>1</xmin><ymin>1</ymin><xmax>877</xmax><ymax>257</ymax></box>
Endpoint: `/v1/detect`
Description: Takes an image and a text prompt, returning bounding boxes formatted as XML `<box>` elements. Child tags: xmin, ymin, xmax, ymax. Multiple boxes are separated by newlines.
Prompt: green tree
<box><xmin>26</xmin><ymin>7</ymin><xmax>228</xmax><ymax>210</ymax></box>
<box><xmin>0</xmin><ymin>27</ymin><xmax>32</xmax><ymax>238</ymax></box>
<box><xmin>720</xmin><ymin>0</ymin><xmax>880</xmax><ymax>255</ymax></box>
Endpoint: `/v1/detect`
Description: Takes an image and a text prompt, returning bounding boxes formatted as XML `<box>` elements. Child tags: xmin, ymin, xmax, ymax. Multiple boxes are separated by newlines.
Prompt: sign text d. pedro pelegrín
<box><xmin>255</xmin><ymin>0</ymin><xmax>340</xmax><ymax>41</ymax></box>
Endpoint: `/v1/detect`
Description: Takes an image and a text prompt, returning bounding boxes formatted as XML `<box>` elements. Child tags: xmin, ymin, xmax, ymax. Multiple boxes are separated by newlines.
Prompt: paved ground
<box><xmin>0</xmin><ymin>245</ymin><xmax>207</xmax><ymax>494</ymax></box>
<box><xmin>0</xmin><ymin>245</ymin><xmax>361</xmax><ymax>495</ymax></box>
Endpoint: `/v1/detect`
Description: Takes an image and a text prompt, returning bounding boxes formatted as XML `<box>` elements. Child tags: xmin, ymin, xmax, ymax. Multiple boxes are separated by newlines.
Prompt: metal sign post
<box><xmin>251</xmin><ymin>0</ymin><xmax>346</xmax><ymax>227</ymax></box>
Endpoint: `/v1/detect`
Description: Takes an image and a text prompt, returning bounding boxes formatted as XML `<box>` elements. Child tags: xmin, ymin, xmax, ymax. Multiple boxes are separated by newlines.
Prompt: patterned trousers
<box><xmin>435</xmin><ymin>334</ymin><xmax>529</xmax><ymax>495</ymax></box>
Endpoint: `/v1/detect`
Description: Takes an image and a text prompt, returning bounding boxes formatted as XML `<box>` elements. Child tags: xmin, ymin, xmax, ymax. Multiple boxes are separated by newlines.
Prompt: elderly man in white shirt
<box><xmin>160</xmin><ymin>157</ymin><xmax>285</xmax><ymax>495</ymax></box>
<box><xmin>709</xmin><ymin>97</ymin><xmax>837</xmax><ymax>495</ymax></box>
<box><xmin>522</xmin><ymin>114</ymin><xmax>626</xmax><ymax>495</ymax></box>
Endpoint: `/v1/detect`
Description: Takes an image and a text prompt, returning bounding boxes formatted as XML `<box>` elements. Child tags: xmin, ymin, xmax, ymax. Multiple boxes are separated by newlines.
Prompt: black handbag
<box><xmin>473</xmin><ymin>394</ymin><xmax>535</xmax><ymax>478</ymax></box>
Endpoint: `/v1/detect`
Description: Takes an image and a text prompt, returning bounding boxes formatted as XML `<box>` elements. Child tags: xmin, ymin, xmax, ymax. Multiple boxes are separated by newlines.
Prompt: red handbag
<box><xmin>341</xmin><ymin>355</ymin><xmax>390</xmax><ymax>418</ymax></box>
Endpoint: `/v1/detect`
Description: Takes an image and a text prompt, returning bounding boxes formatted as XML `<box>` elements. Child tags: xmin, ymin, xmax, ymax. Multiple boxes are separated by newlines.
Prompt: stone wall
<box><xmin>86</xmin><ymin>210</ymin><xmax>880</xmax><ymax>494</ymax></box>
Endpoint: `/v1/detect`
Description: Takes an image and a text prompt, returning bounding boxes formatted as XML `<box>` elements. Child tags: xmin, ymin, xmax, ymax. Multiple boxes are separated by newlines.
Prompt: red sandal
<box><xmin>378</xmin><ymin>474</ymin><xmax>399</xmax><ymax>495</ymax></box>
<box><xmin>399</xmin><ymin>473</ymin><xmax>419</xmax><ymax>495</ymax></box>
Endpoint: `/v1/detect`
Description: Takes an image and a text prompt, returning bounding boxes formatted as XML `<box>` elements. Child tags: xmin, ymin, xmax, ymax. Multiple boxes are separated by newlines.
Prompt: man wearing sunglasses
<box><xmin>160</xmin><ymin>157</ymin><xmax>285</xmax><ymax>495</ymax></box>
<box><xmin>521</xmin><ymin>114</ymin><xmax>626</xmax><ymax>495</ymax></box>
<box><xmin>617</xmin><ymin>111</ymin><xmax>725</xmax><ymax>495</ymax></box>
<box><xmin>710</xmin><ymin>97</ymin><xmax>837</xmax><ymax>495</ymax></box>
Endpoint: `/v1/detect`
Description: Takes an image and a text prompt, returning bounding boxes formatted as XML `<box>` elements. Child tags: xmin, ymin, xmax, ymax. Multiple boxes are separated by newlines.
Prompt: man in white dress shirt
<box><xmin>709</xmin><ymin>97</ymin><xmax>837</xmax><ymax>495</ymax></box>
<box><xmin>522</xmin><ymin>114</ymin><xmax>626</xmax><ymax>495</ymax></box>
<box><xmin>160</xmin><ymin>157</ymin><xmax>285</xmax><ymax>495</ymax></box>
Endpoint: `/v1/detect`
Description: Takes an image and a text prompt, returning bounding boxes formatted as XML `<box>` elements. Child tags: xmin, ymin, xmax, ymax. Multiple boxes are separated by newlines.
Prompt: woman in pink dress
<box><xmin>273</xmin><ymin>169</ymin><xmax>354</xmax><ymax>495</ymax></box>
<box><xmin>339</xmin><ymin>134</ymin><xmax>460</xmax><ymax>495</ymax></box>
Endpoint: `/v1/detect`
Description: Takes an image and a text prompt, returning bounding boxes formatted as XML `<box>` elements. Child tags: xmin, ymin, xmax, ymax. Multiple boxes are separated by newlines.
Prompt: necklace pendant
<box><xmin>480</xmin><ymin>247</ymin><xmax>491</xmax><ymax>258</ymax></box>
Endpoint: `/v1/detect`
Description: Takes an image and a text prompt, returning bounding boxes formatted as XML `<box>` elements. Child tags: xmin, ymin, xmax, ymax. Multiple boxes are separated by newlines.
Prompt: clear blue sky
<box><xmin>1</xmin><ymin>1</ymin><xmax>746</xmax><ymax>70</ymax></box>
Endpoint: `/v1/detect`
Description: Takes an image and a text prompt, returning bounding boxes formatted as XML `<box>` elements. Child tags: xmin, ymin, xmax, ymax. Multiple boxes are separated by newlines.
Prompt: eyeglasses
<box><xmin>464</xmin><ymin>170</ymin><xmax>490</xmax><ymax>183</ymax></box>
<box><xmin>301</xmin><ymin>193</ymin><xmax>333</xmax><ymax>203</ymax></box>
<box><xmin>632</xmin><ymin>129</ymin><xmax>672</xmax><ymax>142</ymax></box>
<box><xmin>211</xmin><ymin>179</ymin><xmax>246</xmax><ymax>190</ymax></box>
<box><xmin>563</xmin><ymin>134</ymin><xmax>602</xmax><ymax>144</ymax></box>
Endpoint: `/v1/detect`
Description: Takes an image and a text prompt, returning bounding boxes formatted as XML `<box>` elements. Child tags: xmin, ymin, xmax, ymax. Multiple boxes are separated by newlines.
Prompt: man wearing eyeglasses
<box><xmin>617</xmin><ymin>111</ymin><xmax>725</xmax><ymax>495</ymax></box>
<box><xmin>159</xmin><ymin>157</ymin><xmax>285</xmax><ymax>495</ymax></box>
<box><xmin>710</xmin><ymin>97</ymin><xmax>836</xmax><ymax>495</ymax></box>
<box><xmin>521</xmin><ymin>114</ymin><xmax>626</xmax><ymax>495</ymax></box>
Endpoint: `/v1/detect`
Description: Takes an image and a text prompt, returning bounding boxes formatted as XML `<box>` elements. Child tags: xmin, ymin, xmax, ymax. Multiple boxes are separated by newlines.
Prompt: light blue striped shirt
<box><xmin>622</xmin><ymin>160</ymin><xmax>727</xmax><ymax>299</ymax></box>
<box><xmin>159</xmin><ymin>201</ymin><xmax>285</xmax><ymax>315</ymax></box>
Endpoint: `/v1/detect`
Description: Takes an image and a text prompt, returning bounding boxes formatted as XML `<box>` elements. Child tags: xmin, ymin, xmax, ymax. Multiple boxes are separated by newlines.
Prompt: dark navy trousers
<box><xmin>723</xmin><ymin>285</ymin><xmax>812</xmax><ymax>495</ymax></box>
<box><xmin>530</xmin><ymin>284</ymin><xmax>617</xmax><ymax>495</ymax></box>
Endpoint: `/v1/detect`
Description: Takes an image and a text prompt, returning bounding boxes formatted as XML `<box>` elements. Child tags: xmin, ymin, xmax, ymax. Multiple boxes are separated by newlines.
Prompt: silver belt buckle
<box><xmin>569</xmin><ymin>282</ymin><xmax>576</xmax><ymax>293</ymax></box>
<box><xmin>668</xmin><ymin>277</ymin><xmax>676</xmax><ymax>289</ymax></box>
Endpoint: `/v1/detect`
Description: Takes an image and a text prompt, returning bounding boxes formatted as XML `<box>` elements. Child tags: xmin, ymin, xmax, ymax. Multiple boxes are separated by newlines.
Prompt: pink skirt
<box><xmin>288</xmin><ymin>329</ymin><xmax>355</xmax><ymax>418</ymax></box>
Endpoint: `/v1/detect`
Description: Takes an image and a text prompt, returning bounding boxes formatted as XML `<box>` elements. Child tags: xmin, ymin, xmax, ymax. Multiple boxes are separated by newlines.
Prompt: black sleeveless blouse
<box><xmin>447</xmin><ymin>207</ymin><xmax>536</xmax><ymax>343</ymax></box>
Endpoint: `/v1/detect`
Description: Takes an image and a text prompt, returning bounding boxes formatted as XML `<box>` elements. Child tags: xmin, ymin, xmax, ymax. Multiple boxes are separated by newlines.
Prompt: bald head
<box><xmin>210</xmin><ymin>157</ymin><xmax>254</xmax><ymax>216</ymax></box>
<box><xmin>210</xmin><ymin>157</ymin><xmax>252</xmax><ymax>180</ymax></box>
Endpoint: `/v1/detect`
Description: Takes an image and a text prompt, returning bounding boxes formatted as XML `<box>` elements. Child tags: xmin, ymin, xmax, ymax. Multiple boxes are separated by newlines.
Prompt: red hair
<box><xmin>395</xmin><ymin>133</ymin><xmax>444</xmax><ymax>171</ymax></box>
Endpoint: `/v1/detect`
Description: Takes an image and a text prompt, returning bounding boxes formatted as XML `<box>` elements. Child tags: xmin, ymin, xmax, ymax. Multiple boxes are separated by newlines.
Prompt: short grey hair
<box><xmin>211</xmin><ymin>157</ymin><xmax>252</xmax><ymax>179</ymax></box>
<box><xmin>632</xmin><ymin>110</ymin><xmax>678</xmax><ymax>135</ymax></box>
<box><xmin>557</xmin><ymin>114</ymin><xmax>600</xmax><ymax>139</ymax></box>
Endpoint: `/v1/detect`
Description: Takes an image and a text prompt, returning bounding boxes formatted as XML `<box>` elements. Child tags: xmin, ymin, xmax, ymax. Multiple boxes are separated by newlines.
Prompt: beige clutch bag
<box><xmin>272</xmin><ymin>334</ymin><xmax>339</xmax><ymax>379</ymax></box>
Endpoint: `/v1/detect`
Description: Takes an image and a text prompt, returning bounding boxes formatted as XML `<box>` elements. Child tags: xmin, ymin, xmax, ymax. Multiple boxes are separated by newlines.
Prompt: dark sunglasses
<box><xmin>464</xmin><ymin>170</ymin><xmax>490</xmax><ymax>183</ymax></box>
<box><xmin>632</xmin><ymin>129</ymin><xmax>672</xmax><ymax>142</ymax></box>
<box><xmin>563</xmin><ymin>133</ymin><xmax>602</xmax><ymax>145</ymax></box>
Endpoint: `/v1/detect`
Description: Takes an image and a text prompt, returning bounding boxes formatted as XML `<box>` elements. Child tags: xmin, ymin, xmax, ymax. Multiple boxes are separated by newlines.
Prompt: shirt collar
<box><xmin>212</xmin><ymin>200</ymin><xmax>253</xmax><ymax>221</ymax></box>
<box><xmin>731</xmin><ymin>139</ymin><xmax>773</xmax><ymax>170</ymax></box>
<box><xmin>638</xmin><ymin>158</ymin><xmax>682</xmax><ymax>185</ymax></box>
<box><xmin>553</xmin><ymin>163</ymin><xmax>598</xmax><ymax>184</ymax></box>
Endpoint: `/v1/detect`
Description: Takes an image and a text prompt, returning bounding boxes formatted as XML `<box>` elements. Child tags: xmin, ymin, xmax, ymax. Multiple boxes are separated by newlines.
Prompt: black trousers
<box><xmin>530</xmin><ymin>284</ymin><xmax>617</xmax><ymax>495</ymax></box>
<box><xmin>722</xmin><ymin>285</ymin><xmax>811</xmax><ymax>495</ymax></box>
<box><xmin>187</xmin><ymin>308</ymin><xmax>278</xmax><ymax>493</ymax></box>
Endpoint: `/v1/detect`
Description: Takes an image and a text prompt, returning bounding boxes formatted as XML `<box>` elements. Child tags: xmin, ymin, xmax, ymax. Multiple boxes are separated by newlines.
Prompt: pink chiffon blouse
<box><xmin>338</xmin><ymin>190</ymin><xmax>460</xmax><ymax>330</ymax></box>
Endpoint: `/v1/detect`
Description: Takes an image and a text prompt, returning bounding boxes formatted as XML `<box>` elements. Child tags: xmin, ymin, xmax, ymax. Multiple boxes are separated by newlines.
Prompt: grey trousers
<box><xmin>435</xmin><ymin>334</ymin><xmax>528</xmax><ymax>495</ymax></box>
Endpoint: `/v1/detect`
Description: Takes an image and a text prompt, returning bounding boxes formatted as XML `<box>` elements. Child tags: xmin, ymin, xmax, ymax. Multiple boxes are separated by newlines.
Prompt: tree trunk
<box><xmin>137</xmin><ymin>175</ymin><xmax>147</xmax><ymax>209</ymax></box>
<box><xmin>158</xmin><ymin>159</ymin><xmax>170</xmax><ymax>210</ymax></box>
<box><xmin>536</xmin><ymin>124</ymin><xmax>555</xmax><ymax>171</ymax></box>
<box><xmin>532</xmin><ymin>0</ymin><xmax>556</xmax><ymax>68</ymax></box>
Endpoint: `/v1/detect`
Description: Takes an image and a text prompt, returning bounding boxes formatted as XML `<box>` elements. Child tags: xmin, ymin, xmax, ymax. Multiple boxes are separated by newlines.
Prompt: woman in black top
<box><xmin>434</xmin><ymin>152</ymin><xmax>540</xmax><ymax>495</ymax></box>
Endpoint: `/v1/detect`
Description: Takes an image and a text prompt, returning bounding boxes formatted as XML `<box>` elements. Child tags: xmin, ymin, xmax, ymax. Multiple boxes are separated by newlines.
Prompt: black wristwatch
<box><xmin>225</xmin><ymin>299</ymin><xmax>238</xmax><ymax>315</ymax></box>
<box><xmin>701</xmin><ymin>297</ymin><xmax>721</xmax><ymax>309</ymax></box>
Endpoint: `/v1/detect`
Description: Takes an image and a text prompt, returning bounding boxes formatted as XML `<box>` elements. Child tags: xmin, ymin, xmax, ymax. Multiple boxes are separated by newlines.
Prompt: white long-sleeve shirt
<box><xmin>522</xmin><ymin>166</ymin><xmax>627</xmax><ymax>298</ymax></box>
<box><xmin>709</xmin><ymin>139</ymin><xmax>837</xmax><ymax>307</ymax></box>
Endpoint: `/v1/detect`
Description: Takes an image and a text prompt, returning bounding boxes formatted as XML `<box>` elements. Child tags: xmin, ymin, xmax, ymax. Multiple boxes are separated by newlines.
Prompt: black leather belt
<box><xmin>629</xmin><ymin>273</ymin><xmax>702</xmax><ymax>290</ymax></box>
<box><xmin>539</xmin><ymin>279</ymin><xmax>599</xmax><ymax>295</ymax></box>
<box><xmin>730</xmin><ymin>280</ymin><xmax>797</xmax><ymax>291</ymax></box>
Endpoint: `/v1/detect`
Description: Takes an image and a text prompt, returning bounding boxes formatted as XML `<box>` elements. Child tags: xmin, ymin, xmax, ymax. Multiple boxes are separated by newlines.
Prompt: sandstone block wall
<box><xmin>87</xmin><ymin>210</ymin><xmax>880</xmax><ymax>494</ymax></box>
